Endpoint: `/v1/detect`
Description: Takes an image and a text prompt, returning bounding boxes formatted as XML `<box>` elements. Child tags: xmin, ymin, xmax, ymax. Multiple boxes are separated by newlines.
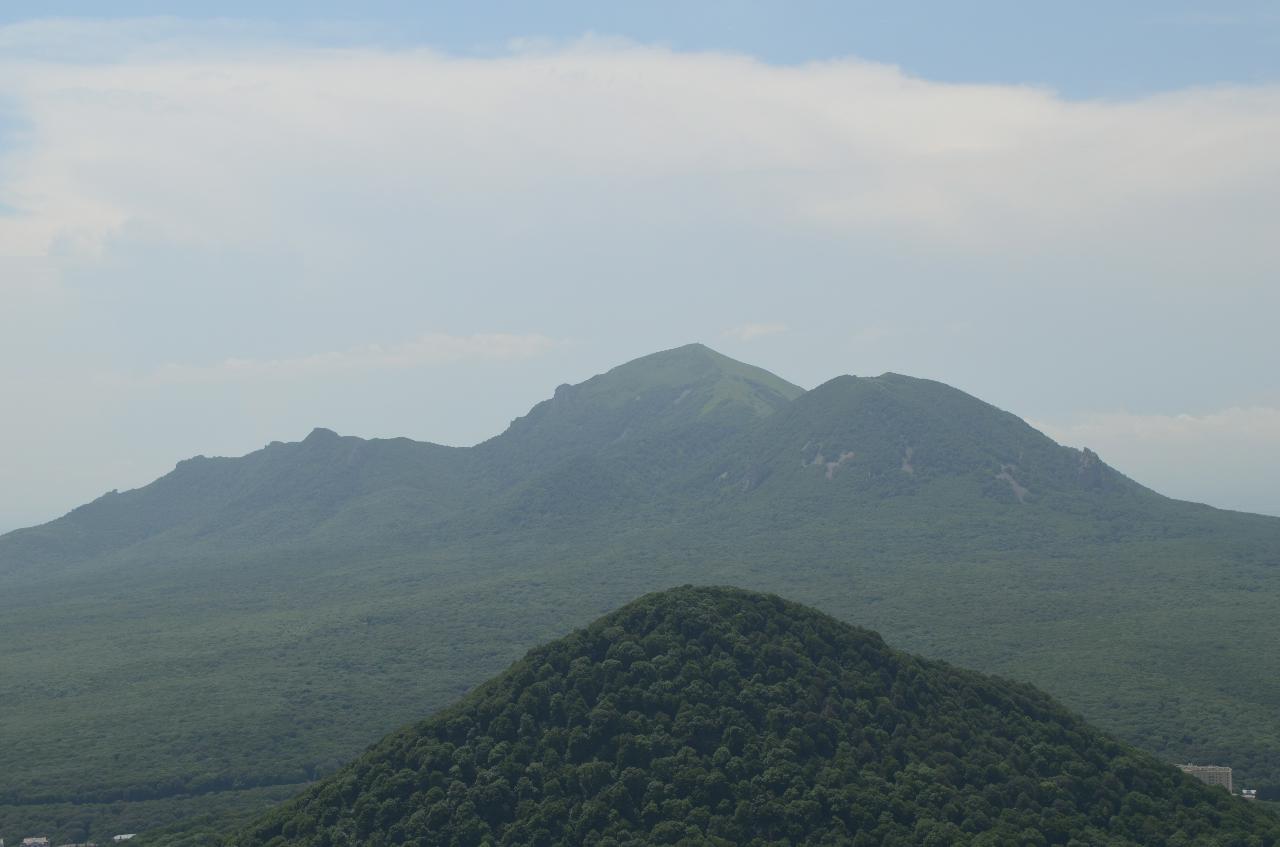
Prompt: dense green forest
<box><xmin>226</xmin><ymin>587</ymin><xmax>1280</xmax><ymax>847</ymax></box>
<box><xmin>2</xmin><ymin>344</ymin><xmax>1278</xmax><ymax>843</ymax></box>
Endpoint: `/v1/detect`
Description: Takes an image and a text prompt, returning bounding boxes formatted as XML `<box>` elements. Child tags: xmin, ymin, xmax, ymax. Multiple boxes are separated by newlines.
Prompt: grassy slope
<box><xmin>1</xmin><ymin>345</ymin><xmax>1278</xmax><ymax>844</ymax></box>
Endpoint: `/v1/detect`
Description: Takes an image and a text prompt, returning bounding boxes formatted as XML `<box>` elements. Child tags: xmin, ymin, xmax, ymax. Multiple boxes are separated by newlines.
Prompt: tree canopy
<box><xmin>230</xmin><ymin>587</ymin><xmax>1280</xmax><ymax>847</ymax></box>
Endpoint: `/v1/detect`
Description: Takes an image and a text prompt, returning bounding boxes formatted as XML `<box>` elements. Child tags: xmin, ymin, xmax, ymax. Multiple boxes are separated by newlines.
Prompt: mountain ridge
<box><xmin>0</xmin><ymin>349</ymin><xmax>1155</xmax><ymax>567</ymax></box>
<box><xmin>1</xmin><ymin>344</ymin><xmax>1278</xmax><ymax>844</ymax></box>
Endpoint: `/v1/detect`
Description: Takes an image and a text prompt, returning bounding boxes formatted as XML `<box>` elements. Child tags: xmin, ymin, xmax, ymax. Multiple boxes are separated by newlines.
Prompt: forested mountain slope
<box><xmin>0</xmin><ymin>429</ymin><xmax>471</xmax><ymax>575</ymax></box>
<box><xmin>2</xmin><ymin>344</ymin><xmax>1278</xmax><ymax>844</ymax></box>
<box><xmin>228</xmin><ymin>587</ymin><xmax>1280</xmax><ymax>847</ymax></box>
<box><xmin>0</xmin><ymin>344</ymin><xmax>800</xmax><ymax>575</ymax></box>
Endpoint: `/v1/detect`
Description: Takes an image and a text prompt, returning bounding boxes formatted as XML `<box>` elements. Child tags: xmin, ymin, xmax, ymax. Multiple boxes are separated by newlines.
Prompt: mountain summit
<box><xmin>476</xmin><ymin>343</ymin><xmax>803</xmax><ymax>477</ymax></box>
<box><xmin>529</xmin><ymin>342</ymin><xmax>804</xmax><ymax>424</ymax></box>
<box><xmin>706</xmin><ymin>370</ymin><xmax>1142</xmax><ymax>504</ymax></box>
<box><xmin>233</xmin><ymin>587</ymin><xmax>1280</xmax><ymax>847</ymax></box>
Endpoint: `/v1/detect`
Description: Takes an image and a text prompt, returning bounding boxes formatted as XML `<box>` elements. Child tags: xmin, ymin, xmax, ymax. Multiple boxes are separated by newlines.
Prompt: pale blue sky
<box><xmin>0</xmin><ymin>3</ymin><xmax>1278</xmax><ymax>530</ymax></box>
<box><xmin>1</xmin><ymin>2</ymin><xmax>1278</xmax><ymax>97</ymax></box>
<box><xmin>0</xmin><ymin>2</ymin><xmax>1274</xmax><ymax>97</ymax></box>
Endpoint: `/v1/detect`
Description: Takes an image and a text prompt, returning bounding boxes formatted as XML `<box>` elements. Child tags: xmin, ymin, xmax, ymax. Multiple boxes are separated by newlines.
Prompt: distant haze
<box><xmin>1</xmin><ymin>12</ymin><xmax>1278</xmax><ymax>531</ymax></box>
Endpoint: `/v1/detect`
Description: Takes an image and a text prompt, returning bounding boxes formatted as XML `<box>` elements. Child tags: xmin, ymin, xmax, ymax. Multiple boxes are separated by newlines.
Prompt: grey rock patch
<box><xmin>995</xmin><ymin>463</ymin><xmax>1029</xmax><ymax>503</ymax></box>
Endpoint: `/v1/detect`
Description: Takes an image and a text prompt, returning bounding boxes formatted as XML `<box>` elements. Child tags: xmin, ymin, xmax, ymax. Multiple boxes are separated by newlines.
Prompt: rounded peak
<box><xmin>626</xmin><ymin>584</ymin><xmax>793</xmax><ymax>618</ymax></box>
<box><xmin>597</xmin><ymin>344</ymin><xmax>802</xmax><ymax>397</ymax></box>
<box><xmin>806</xmin><ymin>371</ymin><xmax>975</xmax><ymax>403</ymax></box>
<box><xmin>617</xmin><ymin>342</ymin><xmax>719</xmax><ymax>369</ymax></box>
<box><xmin>596</xmin><ymin>584</ymin><xmax>886</xmax><ymax>648</ymax></box>
<box><xmin>655</xmin><ymin>341</ymin><xmax>714</xmax><ymax>354</ymax></box>
<box><xmin>631</xmin><ymin>583</ymin><xmax>769</xmax><ymax>605</ymax></box>
<box><xmin>303</xmin><ymin>427</ymin><xmax>340</xmax><ymax>442</ymax></box>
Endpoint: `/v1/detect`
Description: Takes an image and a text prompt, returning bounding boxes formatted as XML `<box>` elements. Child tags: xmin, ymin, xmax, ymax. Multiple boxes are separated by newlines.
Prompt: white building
<box><xmin>1178</xmin><ymin>763</ymin><xmax>1233</xmax><ymax>792</ymax></box>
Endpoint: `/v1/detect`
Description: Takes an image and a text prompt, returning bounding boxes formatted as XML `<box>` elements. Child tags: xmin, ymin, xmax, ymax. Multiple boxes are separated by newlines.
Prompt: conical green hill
<box><xmin>231</xmin><ymin>587</ymin><xmax>1279</xmax><ymax>847</ymax></box>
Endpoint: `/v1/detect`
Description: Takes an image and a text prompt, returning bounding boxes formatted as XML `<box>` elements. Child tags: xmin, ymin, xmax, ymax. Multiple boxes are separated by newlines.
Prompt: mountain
<box><xmin>2</xmin><ymin>428</ymin><xmax>469</xmax><ymax>569</ymax></box>
<box><xmin>471</xmin><ymin>344</ymin><xmax>803</xmax><ymax>523</ymax></box>
<box><xmin>227</xmin><ymin>587</ymin><xmax>1280</xmax><ymax>847</ymax></box>
<box><xmin>482</xmin><ymin>343</ymin><xmax>802</xmax><ymax>463</ymax></box>
<box><xmin>0</xmin><ymin>345</ymin><xmax>798</xmax><ymax>573</ymax></box>
<box><xmin>2</xmin><ymin>344</ymin><xmax>1278</xmax><ymax>844</ymax></box>
<box><xmin>706</xmin><ymin>372</ymin><xmax>1142</xmax><ymax>502</ymax></box>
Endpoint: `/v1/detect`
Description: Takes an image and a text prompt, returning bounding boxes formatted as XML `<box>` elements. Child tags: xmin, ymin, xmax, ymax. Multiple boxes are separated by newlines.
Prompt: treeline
<box><xmin>1</xmin><ymin>769</ymin><xmax>327</xmax><ymax>807</ymax></box>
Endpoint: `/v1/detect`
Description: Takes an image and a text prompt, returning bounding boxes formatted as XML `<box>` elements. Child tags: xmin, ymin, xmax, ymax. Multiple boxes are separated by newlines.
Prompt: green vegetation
<box><xmin>2</xmin><ymin>344</ymin><xmax>1278</xmax><ymax>843</ymax></box>
<box><xmin>0</xmin><ymin>785</ymin><xmax>297</xmax><ymax>847</ymax></box>
<box><xmin>229</xmin><ymin>587</ymin><xmax>1280</xmax><ymax>846</ymax></box>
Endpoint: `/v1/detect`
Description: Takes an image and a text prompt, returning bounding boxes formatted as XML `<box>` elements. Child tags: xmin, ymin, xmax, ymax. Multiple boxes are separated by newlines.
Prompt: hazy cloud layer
<box><xmin>724</xmin><ymin>323</ymin><xmax>790</xmax><ymax>342</ymax></box>
<box><xmin>120</xmin><ymin>333</ymin><xmax>562</xmax><ymax>386</ymax></box>
<box><xmin>2</xmin><ymin>27</ymin><xmax>1279</xmax><ymax>276</ymax></box>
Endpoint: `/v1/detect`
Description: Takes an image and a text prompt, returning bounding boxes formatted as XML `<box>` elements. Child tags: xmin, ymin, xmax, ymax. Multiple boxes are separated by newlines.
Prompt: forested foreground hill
<box><xmin>2</xmin><ymin>344</ymin><xmax>1279</xmax><ymax>843</ymax></box>
<box><xmin>226</xmin><ymin>587</ymin><xmax>1280</xmax><ymax>847</ymax></box>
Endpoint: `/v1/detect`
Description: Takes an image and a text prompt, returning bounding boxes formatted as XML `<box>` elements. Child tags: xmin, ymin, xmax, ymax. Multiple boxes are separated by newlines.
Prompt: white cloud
<box><xmin>723</xmin><ymin>322</ymin><xmax>789</xmax><ymax>342</ymax></box>
<box><xmin>115</xmin><ymin>332</ymin><xmax>563</xmax><ymax>385</ymax></box>
<box><xmin>0</xmin><ymin>23</ymin><xmax>1277</xmax><ymax>286</ymax></box>
<box><xmin>1034</xmin><ymin>407</ymin><xmax>1280</xmax><ymax>516</ymax></box>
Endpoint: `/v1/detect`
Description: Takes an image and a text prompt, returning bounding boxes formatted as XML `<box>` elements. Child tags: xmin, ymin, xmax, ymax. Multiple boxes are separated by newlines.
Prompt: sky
<box><xmin>1</xmin><ymin>3</ymin><xmax>1278</xmax><ymax>531</ymax></box>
